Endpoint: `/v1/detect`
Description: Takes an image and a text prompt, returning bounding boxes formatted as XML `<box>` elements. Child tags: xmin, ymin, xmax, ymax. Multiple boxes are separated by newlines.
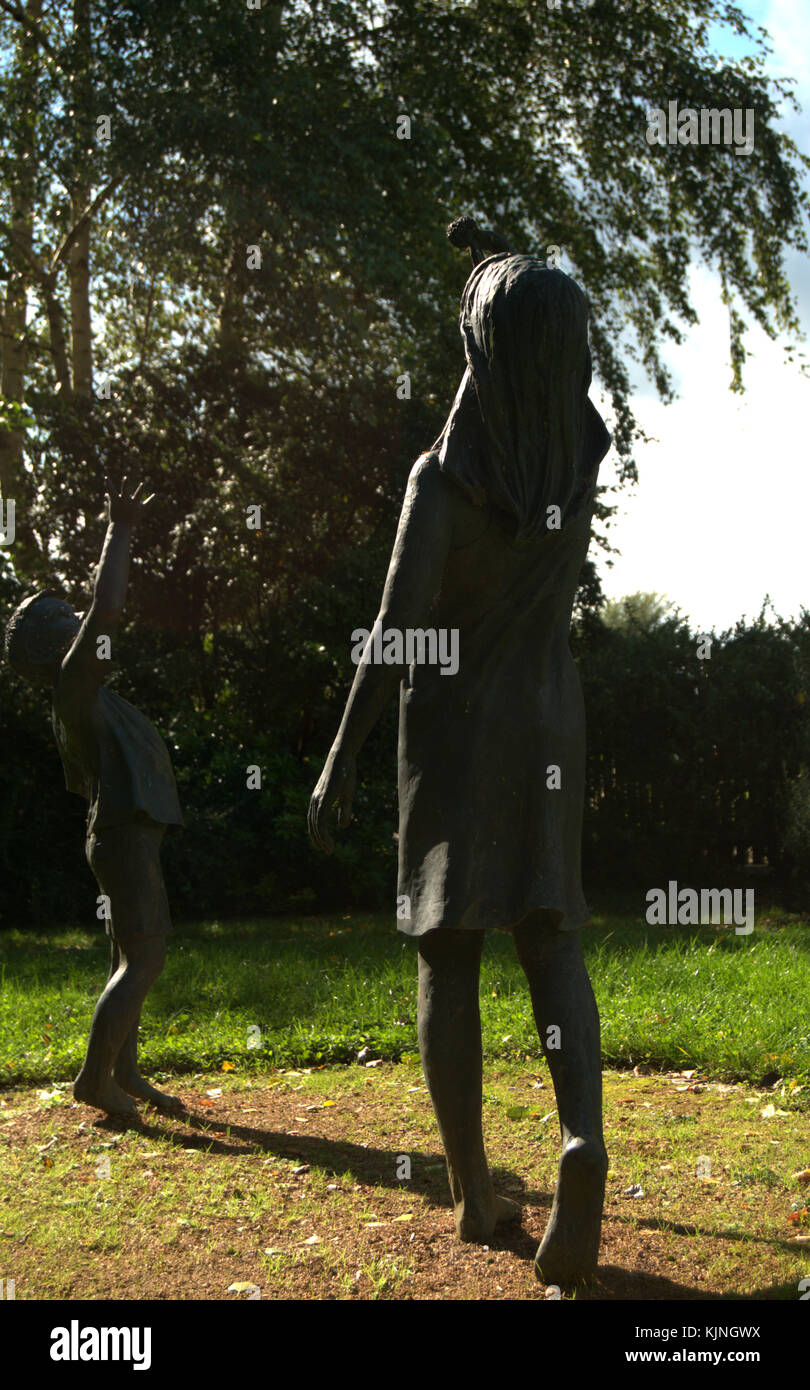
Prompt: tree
<box><xmin>1</xmin><ymin>1</ymin><xmax>809</xmax><ymax>922</ymax></box>
<box><xmin>1</xmin><ymin>0</ymin><xmax>807</xmax><ymax>562</ymax></box>
<box><xmin>601</xmin><ymin>591</ymin><xmax>678</xmax><ymax>632</ymax></box>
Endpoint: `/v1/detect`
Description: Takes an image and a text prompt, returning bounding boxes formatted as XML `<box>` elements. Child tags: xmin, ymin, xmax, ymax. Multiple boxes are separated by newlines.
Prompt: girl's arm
<box><xmin>308</xmin><ymin>452</ymin><xmax>453</xmax><ymax>852</ymax></box>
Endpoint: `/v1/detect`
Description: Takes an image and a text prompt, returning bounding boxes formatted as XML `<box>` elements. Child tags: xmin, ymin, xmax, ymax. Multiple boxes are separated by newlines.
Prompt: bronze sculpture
<box><xmin>309</xmin><ymin>219</ymin><xmax>611</xmax><ymax>1284</ymax></box>
<box><xmin>5</xmin><ymin>480</ymin><xmax>183</xmax><ymax>1117</ymax></box>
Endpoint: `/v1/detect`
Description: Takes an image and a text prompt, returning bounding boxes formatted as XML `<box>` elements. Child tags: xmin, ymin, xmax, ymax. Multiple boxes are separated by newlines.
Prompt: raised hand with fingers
<box><xmin>104</xmin><ymin>475</ymin><xmax>156</xmax><ymax>525</ymax></box>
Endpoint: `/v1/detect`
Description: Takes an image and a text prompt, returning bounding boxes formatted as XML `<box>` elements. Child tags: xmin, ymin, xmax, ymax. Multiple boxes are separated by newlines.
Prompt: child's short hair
<box><xmin>4</xmin><ymin>592</ymin><xmax>77</xmax><ymax>686</ymax></box>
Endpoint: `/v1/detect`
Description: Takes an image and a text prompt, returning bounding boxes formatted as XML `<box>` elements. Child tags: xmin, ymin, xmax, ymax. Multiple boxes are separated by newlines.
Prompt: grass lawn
<box><xmin>1</xmin><ymin>901</ymin><xmax>809</xmax><ymax>1086</ymax></box>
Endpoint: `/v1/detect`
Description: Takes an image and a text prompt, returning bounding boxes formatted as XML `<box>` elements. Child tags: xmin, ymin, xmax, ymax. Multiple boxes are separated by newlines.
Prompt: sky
<box><xmin>595</xmin><ymin>0</ymin><xmax>810</xmax><ymax>633</ymax></box>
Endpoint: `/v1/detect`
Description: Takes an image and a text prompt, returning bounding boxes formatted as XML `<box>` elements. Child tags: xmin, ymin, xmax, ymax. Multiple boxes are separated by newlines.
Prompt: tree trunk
<box><xmin>41</xmin><ymin>270</ymin><xmax>73</xmax><ymax>394</ymax></box>
<box><xmin>217</xmin><ymin>3</ymin><xmax>285</xmax><ymax>359</ymax></box>
<box><xmin>69</xmin><ymin>0</ymin><xmax>93</xmax><ymax>396</ymax></box>
<box><xmin>0</xmin><ymin>0</ymin><xmax>42</xmax><ymax>500</ymax></box>
<box><xmin>69</xmin><ymin>203</ymin><xmax>92</xmax><ymax>395</ymax></box>
<box><xmin>217</xmin><ymin>241</ymin><xmax>249</xmax><ymax>359</ymax></box>
<box><xmin>0</xmin><ymin>240</ymin><xmax>29</xmax><ymax>501</ymax></box>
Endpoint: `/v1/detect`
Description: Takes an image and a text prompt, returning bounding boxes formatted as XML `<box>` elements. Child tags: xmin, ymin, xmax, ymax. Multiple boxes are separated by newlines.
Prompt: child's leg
<box><xmin>417</xmin><ymin>926</ymin><xmax>520</xmax><ymax>1241</ymax></box>
<box><xmin>77</xmin><ymin>821</ymin><xmax>180</xmax><ymax>1114</ymax></box>
<box><xmin>73</xmin><ymin>937</ymin><xmax>165</xmax><ymax>1116</ymax></box>
<box><xmin>512</xmin><ymin>911</ymin><xmax>608</xmax><ymax>1284</ymax></box>
<box><xmin>113</xmin><ymin>977</ymin><xmax>181</xmax><ymax>1111</ymax></box>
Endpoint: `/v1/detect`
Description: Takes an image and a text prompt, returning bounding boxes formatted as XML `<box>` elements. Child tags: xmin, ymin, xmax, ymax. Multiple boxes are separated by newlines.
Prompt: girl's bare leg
<box><xmin>513</xmin><ymin>911</ymin><xmax>608</xmax><ymax>1284</ymax></box>
<box><xmin>417</xmin><ymin>927</ymin><xmax>520</xmax><ymax>1241</ymax></box>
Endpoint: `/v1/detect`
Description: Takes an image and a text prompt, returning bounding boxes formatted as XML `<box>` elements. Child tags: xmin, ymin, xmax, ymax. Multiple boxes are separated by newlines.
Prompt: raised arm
<box><xmin>308</xmin><ymin>453</ymin><xmax>453</xmax><ymax>852</ymax></box>
<box><xmin>60</xmin><ymin>478</ymin><xmax>154</xmax><ymax>694</ymax></box>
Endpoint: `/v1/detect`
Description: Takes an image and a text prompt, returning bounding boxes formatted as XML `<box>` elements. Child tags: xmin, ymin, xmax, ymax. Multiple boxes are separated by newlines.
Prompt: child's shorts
<box><xmin>85</xmin><ymin>816</ymin><xmax>172</xmax><ymax>940</ymax></box>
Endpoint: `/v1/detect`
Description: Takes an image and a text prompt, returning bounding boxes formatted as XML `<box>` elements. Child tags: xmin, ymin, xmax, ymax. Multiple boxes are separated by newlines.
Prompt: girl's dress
<box><xmin>397</xmin><ymin>398</ymin><xmax>610</xmax><ymax>936</ymax></box>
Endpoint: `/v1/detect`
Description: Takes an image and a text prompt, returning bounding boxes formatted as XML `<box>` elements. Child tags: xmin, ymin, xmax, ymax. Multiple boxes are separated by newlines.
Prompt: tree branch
<box><xmin>0</xmin><ymin>216</ymin><xmax>72</xmax><ymax>392</ymax></box>
<box><xmin>0</xmin><ymin>214</ymin><xmax>44</xmax><ymax>279</ymax></box>
<box><xmin>0</xmin><ymin>0</ymin><xmax>53</xmax><ymax>53</ymax></box>
<box><xmin>51</xmin><ymin>174</ymin><xmax>125</xmax><ymax>269</ymax></box>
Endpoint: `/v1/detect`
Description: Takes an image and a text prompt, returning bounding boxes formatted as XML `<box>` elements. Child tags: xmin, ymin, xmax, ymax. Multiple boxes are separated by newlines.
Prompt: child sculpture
<box><xmin>5</xmin><ymin>479</ymin><xmax>183</xmax><ymax>1118</ymax></box>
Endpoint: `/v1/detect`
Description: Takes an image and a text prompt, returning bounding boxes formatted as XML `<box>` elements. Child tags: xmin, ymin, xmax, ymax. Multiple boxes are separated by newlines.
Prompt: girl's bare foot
<box><xmin>73</xmin><ymin>1073</ymin><xmax>139</xmax><ymax>1118</ymax></box>
<box><xmin>534</xmin><ymin>1136</ymin><xmax>607</xmax><ymax>1285</ymax></box>
<box><xmin>114</xmin><ymin>1071</ymin><xmax>183</xmax><ymax>1112</ymax></box>
<box><xmin>455</xmin><ymin>1191</ymin><xmax>521</xmax><ymax>1242</ymax></box>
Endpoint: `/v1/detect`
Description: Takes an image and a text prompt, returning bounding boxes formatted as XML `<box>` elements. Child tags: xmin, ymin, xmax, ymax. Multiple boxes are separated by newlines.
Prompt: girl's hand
<box><xmin>104</xmin><ymin>475</ymin><xmax>155</xmax><ymax>525</ymax></box>
<box><xmin>308</xmin><ymin>745</ymin><xmax>357</xmax><ymax>853</ymax></box>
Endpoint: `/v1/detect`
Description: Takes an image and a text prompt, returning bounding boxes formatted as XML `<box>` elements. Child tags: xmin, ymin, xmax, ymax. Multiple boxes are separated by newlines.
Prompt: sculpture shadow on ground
<box><xmin>99</xmin><ymin>1101</ymin><xmax>543</xmax><ymax>1212</ymax></box>
<box><xmin>93</xmin><ymin>1104</ymin><xmax>799</xmax><ymax>1299</ymax></box>
<box><xmin>91</xmin><ymin>1101</ymin><xmax>805</xmax><ymax>1300</ymax></box>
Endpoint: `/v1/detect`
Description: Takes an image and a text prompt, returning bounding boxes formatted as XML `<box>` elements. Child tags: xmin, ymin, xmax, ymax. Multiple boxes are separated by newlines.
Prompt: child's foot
<box><xmin>73</xmin><ymin>1074</ymin><xmax>139</xmax><ymax>1118</ymax></box>
<box><xmin>534</xmin><ymin>1136</ymin><xmax>608</xmax><ymax>1286</ymax></box>
<box><xmin>114</xmin><ymin>1071</ymin><xmax>183</xmax><ymax>1112</ymax></box>
<box><xmin>455</xmin><ymin>1191</ymin><xmax>521</xmax><ymax>1243</ymax></box>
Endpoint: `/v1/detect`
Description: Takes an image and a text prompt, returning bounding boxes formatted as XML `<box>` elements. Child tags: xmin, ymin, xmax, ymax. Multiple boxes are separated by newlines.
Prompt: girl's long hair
<box><xmin>434</xmin><ymin>253</ymin><xmax>609</xmax><ymax>544</ymax></box>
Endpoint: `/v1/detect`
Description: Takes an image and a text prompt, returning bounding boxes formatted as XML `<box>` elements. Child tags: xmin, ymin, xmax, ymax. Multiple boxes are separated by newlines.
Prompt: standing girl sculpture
<box><xmin>309</xmin><ymin>219</ymin><xmax>611</xmax><ymax>1285</ymax></box>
